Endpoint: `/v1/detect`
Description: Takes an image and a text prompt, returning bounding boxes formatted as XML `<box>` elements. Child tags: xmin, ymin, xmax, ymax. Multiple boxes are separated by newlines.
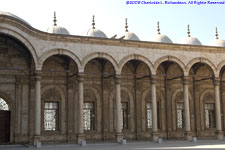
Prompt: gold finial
<box><xmin>215</xmin><ymin>27</ymin><xmax>219</xmax><ymax>39</ymax></box>
<box><xmin>157</xmin><ymin>21</ymin><xmax>160</xmax><ymax>35</ymax></box>
<box><xmin>187</xmin><ymin>24</ymin><xmax>191</xmax><ymax>37</ymax></box>
<box><xmin>92</xmin><ymin>15</ymin><xmax>95</xmax><ymax>29</ymax></box>
<box><xmin>53</xmin><ymin>11</ymin><xmax>57</xmax><ymax>26</ymax></box>
<box><xmin>125</xmin><ymin>18</ymin><xmax>128</xmax><ymax>32</ymax></box>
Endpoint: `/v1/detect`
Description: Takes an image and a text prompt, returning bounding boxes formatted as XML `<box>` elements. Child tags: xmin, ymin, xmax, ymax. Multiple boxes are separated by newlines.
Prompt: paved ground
<box><xmin>0</xmin><ymin>140</ymin><xmax>225</xmax><ymax>150</ymax></box>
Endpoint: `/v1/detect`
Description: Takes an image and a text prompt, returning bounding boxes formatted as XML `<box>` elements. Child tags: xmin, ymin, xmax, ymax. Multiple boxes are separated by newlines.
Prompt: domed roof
<box><xmin>123</xmin><ymin>18</ymin><xmax>140</xmax><ymax>41</ymax></box>
<box><xmin>151</xmin><ymin>22</ymin><xmax>172</xmax><ymax>43</ymax></box>
<box><xmin>180</xmin><ymin>25</ymin><xmax>202</xmax><ymax>45</ymax></box>
<box><xmin>47</xmin><ymin>12</ymin><xmax>70</xmax><ymax>35</ymax></box>
<box><xmin>152</xmin><ymin>34</ymin><xmax>172</xmax><ymax>43</ymax></box>
<box><xmin>87</xmin><ymin>16</ymin><xmax>107</xmax><ymax>38</ymax></box>
<box><xmin>0</xmin><ymin>11</ymin><xmax>31</xmax><ymax>26</ymax></box>
<box><xmin>208</xmin><ymin>27</ymin><xmax>225</xmax><ymax>47</ymax></box>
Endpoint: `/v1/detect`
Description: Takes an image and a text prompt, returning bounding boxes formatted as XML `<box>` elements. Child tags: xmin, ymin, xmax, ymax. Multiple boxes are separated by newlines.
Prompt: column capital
<box><xmin>78</xmin><ymin>73</ymin><xmax>85</xmax><ymax>82</ymax></box>
<box><xmin>114</xmin><ymin>75</ymin><xmax>122</xmax><ymax>84</ymax></box>
<box><xmin>34</xmin><ymin>70</ymin><xmax>42</xmax><ymax>81</ymax></box>
<box><xmin>150</xmin><ymin>75</ymin><xmax>157</xmax><ymax>84</ymax></box>
<box><xmin>213</xmin><ymin>77</ymin><xmax>220</xmax><ymax>86</ymax></box>
<box><xmin>183</xmin><ymin>76</ymin><xmax>189</xmax><ymax>85</ymax></box>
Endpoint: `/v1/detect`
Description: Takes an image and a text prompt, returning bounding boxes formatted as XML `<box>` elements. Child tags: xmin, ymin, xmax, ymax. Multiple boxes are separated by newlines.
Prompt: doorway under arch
<box><xmin>0</xmin><ymin>97</ymin><xmax>10</xmax><ymax>143</ymax></box>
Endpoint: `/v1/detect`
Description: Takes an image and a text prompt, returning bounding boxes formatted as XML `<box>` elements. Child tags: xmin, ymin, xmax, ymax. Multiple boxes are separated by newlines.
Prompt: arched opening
<box><xmin>0</xmin><ymin>33</ymin><xmax>35</xmax><ymax>143</ymax></box>
<box><xmin>219</xmin><ymin>66</ymin><xmax>225</xmax><ymax>134</ymax></box>
<box><xmin>0</xmin><ymin>97</ymin><xmax>10</xmax><ymax>143</ymax></box>
<box><xmin>189</xmin><ymin>62</ymin><xmax>215</xmax><ymax>139</ymax></box>
<box><xmin>156</xmin><ymin>61</ymin><xmax>185</xmax><ymax>139</ymax></box>
<box><xmin>83</xmin><ymin>58</ymin><xmax>115</xmax><ymax>141</ymax></box>
<box><xmin>121</xmin><ymin>59</ymin><xmax>151</xmax><ymax>140</ymax></box>
<box><xmin>41</xmin><ymin>54</ymin><xmax>78</xmax><ymax>142</ymax></box>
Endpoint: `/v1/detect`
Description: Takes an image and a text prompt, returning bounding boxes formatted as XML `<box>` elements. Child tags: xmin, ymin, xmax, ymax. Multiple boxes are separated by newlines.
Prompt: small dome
<box><xmin>209</xmin><ymin>39</ymin><xmax>225</xmax><ymax>47</ymax></box>
<box><xmin>181</xmin><ymin>37</ymin><xmax>202</xmax><ymax>45</ymax></box>
<box><xmin>208</xmin><ymin>27</ymin><xmax>225</xmax><ymax>47</ymax></box>
<box><xmin>0</xmin><ymin>11</ymin><xmax>31</xmax><ymax>26</ymax></box>
<box><xmin>151</xmin><ymin>22</ymin><xmax>172</xmax><ymax>43</ymax></box>
<box><xmin>87</xmin><ymin>29</ymin><xmax>107</xmax><ymax>38</ymax></box>
<box><xmin>152</xmin><ymin>34</ymin><xmax>172</xmax><ymax>43</ymax></box>
<box><xmin>87</xmin><ymin>15</ymin><xmax>107</xmax><ymax>38</ymax></box>
<box><xmin>47</xmin><ymin>26</ymin><xmax>70</xmax><ymax>35</ymax></box>
<box><xmin>180</xmin><ymin>25</ymin><xmax>201</xmax><ymax>45</ymax></box>
<box><xmin>123</xmin><ymin>18</ymin><xmax>140</xmax><ymax>41</ymax></box>
<box><xmin>124</xmin><ymin>32</ymin><xmax>140</xmax><ymax>40</ymax></box>
<box><xmin>47</xmin><ymin>12</ymin><xmax>70</xmax><ymax>35</ymax></box>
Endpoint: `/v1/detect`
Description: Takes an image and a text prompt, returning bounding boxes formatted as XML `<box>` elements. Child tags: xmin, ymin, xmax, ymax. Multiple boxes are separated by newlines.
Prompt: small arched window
<box><xmin>0</xmin><ymin>98</ymin><xmax>9</xmax><ymax>111</ymax></box>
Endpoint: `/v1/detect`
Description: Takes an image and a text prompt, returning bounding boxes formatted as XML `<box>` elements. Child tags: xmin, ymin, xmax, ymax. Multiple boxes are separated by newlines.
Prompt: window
<box><xmin>146</xmin><ymin>103</ymin><xmax>152</xmax><ymax>129</ymax></box>
<box><xmin>0</xmin><ymin>98</ymin><xmax>9</xmax><ymax>111</ymax></box>
<box><xmin>121</xmin><ymin>102</ymin><xmax>128</xmax><ymax>130</ymax></box>
<box><xmin>146</xmin><ymin>102</ymin><xmax>160</xmax><ymax>129</ymax></box>
<box><xmin>205</xmin><ymin>103</ymin><xmax>215</xmax><ymax>128</ymax></box>
<box><xmin>176</xmin><ymin>102</ymin><xmax>184</xmax><ymax>129</ymax></box>
<box><xmin>83</xmin><ymin>102</ymin><xmax>95</xmax><ymax>130</ymax></box>
<box><xmin>44</xmin><ymin>102</ymin><xmax>58</xmax><ymax>131</ymax></box>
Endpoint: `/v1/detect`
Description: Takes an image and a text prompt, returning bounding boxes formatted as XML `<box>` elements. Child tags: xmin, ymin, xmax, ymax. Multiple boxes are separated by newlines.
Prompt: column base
<box><xmin>216</xmin><ymin>130</ymin><xmax>224</xmax><ymax>140</ymax></box>
<box><xmin>33</xmin><ymin>136</ymin><xmax>41</xmax><ymax>146</ymax></box>
<box><xmin>152</xmin><ymin>132</ymin><xmax>159</xmax><ymax>142</ymax></box>
<box><xmin>116</xmin><ymin>133</ymin><xmax>123</xmax><ymax>143</ymax></box>
<box><xmin>184</xmin><ymin>131</ymin><xmax>192</xmax><ymax>141</ymax></box>
<box><xmin>77</xmin><ymin>133</ymin><xmax>85</xmax><ymax>144</ymax></box>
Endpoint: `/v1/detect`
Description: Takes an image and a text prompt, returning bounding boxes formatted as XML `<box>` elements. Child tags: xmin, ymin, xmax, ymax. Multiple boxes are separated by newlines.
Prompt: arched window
<box><xmin>42</xmin><ymin>89</ymin><xmax>60</xmax><ymax>132</ymax></box>
<box><xmin>83</xmin><ymin>91</ymin><xmax>96</xmax><ymax>131</ymax></box>
<box><xmin>121</xmin><ymin>102</ymin><xmax>129</xmax><ymax>130</ymax></box>
<box><xmin>0</xmin><ymin>98</ymin><xmax>9</xmax><ymax>111</ymax></box>
<box><xmin>203</xmin><ymin>94</ymin><xmax>215</xmax><ymax>129</ymax></box>
<box><xmin>175</xmin><ymin>92</ymin><xmax>184</xmax><ymax>129</ymax></box>
<box><xmin>83</xmin><ymin>102</ymin><xmax>95</xmax><ymax>130</ymax></box>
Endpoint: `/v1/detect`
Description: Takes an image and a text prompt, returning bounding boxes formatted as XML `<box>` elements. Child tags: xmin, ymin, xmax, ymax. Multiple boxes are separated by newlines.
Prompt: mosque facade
<box><xmin>0</xmin><ymin>11</ymin><xmax>225</xmax><ymax>145</ymax></box>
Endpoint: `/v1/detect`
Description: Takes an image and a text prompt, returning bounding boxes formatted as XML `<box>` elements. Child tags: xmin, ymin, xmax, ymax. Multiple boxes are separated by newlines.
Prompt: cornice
<box><xmin>1</xmin><ymin>15</ymin><xmax>225</xmax><ymax>54</ymax></box>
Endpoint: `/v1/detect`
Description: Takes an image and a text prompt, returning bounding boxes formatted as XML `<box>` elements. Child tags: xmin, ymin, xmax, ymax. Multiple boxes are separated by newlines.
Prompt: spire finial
<box><xmin>125</xmin><ymin>18</ymin><xmax>128</xmax><ymax>32</ymax></box>
<box><xmin>157</xmin><ymin>21</ymin><xmax>160</xmax><ymax>35</ymax></box>
<box><xmin>215</xmin><ymin>27</ymin><xmax>219</xmax><ymax>39</ymax></box>
<box><xmin>187</xmin><ymin>24</ymin><xmax>191</xmax><ymax>37</ymax></box>
<box><xmin>92</xmin><ymin>15</ymin><xmax>95</xmax><ymax>29</ymax></box>
<box><xmin>53</xmin><ymin>11</ymin><xmax>57</xmax><ymax>26</ymax></box>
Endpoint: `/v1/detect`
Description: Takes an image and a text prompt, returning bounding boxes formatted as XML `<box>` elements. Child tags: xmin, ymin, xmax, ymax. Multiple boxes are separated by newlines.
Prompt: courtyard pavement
<box><xmin>0</xmin><ymin>140</ymin><xmax>225</xmax><ymax>150</ymax></box>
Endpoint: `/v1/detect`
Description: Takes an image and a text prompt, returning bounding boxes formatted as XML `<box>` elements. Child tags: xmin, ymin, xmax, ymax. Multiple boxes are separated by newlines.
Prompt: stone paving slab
<box><xmin>0</xmin><ymin>140</ymin><xmax>225</xmax><ymax>150</ymax></box>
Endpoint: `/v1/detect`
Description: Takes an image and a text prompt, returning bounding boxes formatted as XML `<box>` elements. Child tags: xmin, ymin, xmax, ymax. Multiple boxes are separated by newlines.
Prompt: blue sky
<box><xmin>1</xmin><ymin>0</ymin><xmax>225</xmax><ymax>45</ymax></box>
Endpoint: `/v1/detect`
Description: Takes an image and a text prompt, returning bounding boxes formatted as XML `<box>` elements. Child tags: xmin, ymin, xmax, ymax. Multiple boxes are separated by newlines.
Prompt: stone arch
<box><xmin>199</xmin><ymin>89</ymin><xmax>214</xmax><ymax>104</ymax></box>
<box><xmin>154</xmin><ymin>55</ymin><xmax>186</xmax><ymax>75</ymax></box>
<box><xmin>216</xmin><ymin>60</ymin><xmax>225</xmax><ymax>77</ymax></box>
<box><xmin>0</xmin><ymin>28</ymin><xmax>38</xmax><ymax>70</ymax></box>
<box><xmin>118</xmin><ymin>54</ymin><xmax>154</xmax><ymax>75</ymax></box>
<box><xmin>186</xmin><ymin>57</ymin><xmax>216</xmax><ymax>77</ymax></box>
<box><xmin>39</xmin><ymin>48</ymin><xmax>81</xmax><ymax>70</ymax></box>
<box><xmin>81</xmin><ymin>52</ymin><xmax>118</xmax><ymax>73</ymax></box>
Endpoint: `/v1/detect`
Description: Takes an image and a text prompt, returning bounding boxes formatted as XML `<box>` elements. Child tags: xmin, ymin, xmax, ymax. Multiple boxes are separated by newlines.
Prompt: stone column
<box><xmin>115</xmin><ymin>75</ymin><xmax>123</xmax><ymax>143</ymax></box>
<box><xmin>77</xmin><ymin>74</ymin><xmax>85</xmax><ymax>144</ymax></box>
<box><xmin>183</xmin><ymin>76</ymin><xmax>192</xmax><ymax>141</ymax></box>
<box><xmin>33</xmin><ymin>71</ymin><xmax>41</xmax><ymax>145</ymax></box>
<box><xmin>214</xmin><ymin>78</ymin><xmax>223</xmax><ymax>140</ymax></box>
<box><xmin>151</xmin><ymin>76</ymin><xmax>159</xmax><ymax>142</ymax></box>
